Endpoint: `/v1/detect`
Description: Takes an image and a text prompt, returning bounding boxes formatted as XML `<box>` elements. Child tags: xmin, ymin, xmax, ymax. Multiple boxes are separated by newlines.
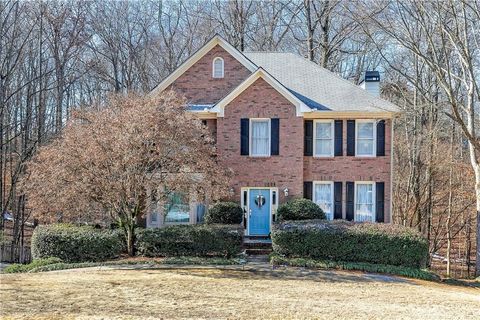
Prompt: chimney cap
<box><xmin>361</xmin><ymin>70</ymin><xmax>380</xmax><ymax>83</ymax></box>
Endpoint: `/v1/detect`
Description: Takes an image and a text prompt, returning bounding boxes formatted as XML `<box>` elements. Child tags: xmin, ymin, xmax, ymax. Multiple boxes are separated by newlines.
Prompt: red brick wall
<box><xmin>303</xmin><ymin>119</ymin><xmax>392</xmax><ymax>222</ymax></box>
<box><xmin>217</xmin><ymin>78</ymin><xmax>304</xmax><ymax>204</ymax></box>
<box><xmin>167</xmin><ymin>45</ymin><xmax>251</xmax><ymax>105</ymax></box>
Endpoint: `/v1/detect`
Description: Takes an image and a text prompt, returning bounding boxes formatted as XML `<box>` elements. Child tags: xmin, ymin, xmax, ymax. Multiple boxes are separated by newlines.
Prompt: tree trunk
<box><xmin>126</xmin><ymin>225</ymin><xmax>135</xmax><ymax>257</ymax></box>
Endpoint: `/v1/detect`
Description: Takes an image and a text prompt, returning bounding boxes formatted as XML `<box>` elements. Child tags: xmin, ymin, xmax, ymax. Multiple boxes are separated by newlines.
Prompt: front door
<box><xmin>248</xmin><ymin>189</ymin><xmax>271</xmax><ymax>235</ymax></box>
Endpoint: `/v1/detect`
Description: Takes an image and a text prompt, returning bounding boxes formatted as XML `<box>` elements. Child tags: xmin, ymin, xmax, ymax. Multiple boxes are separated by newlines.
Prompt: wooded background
<box><xmin>1</xmin><ymin>0</ymin><xmax>478</xmax><ymax>277</ymax></box>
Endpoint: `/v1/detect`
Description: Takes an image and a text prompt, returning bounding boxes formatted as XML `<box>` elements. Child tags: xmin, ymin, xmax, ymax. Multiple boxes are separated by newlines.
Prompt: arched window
<box><xmin>212</xmin><ymin>57</ymin><xmax>224</xmax><ymax>78</ymax></box>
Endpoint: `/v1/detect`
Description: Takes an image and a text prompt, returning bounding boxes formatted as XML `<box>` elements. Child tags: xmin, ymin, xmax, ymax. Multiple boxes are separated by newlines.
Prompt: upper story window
<box><xmin>250</xmin><ymin>119</ymin><xmax>271</xmax><ymax>157</ymax></box>
<box><xmin>314</xmin><ymin>120</ymin><xmax>334</xmax><ymax>157</ymax></box>
<box><xmin>356</xmin><ymin>120</ymin><xmax>376</xmax><ymax>156</ymax></box>
<box><xmin>212</xmin><ymin>57</ymin><xmax>224</xmax><ymax>78</ymax></box>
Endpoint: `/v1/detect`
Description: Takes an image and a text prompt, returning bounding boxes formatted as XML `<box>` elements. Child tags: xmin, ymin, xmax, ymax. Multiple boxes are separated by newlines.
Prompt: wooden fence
<box><xmin>0</xmin><ymin>244</ymin><xmax>31</xmax><ymax>263</ymax></box>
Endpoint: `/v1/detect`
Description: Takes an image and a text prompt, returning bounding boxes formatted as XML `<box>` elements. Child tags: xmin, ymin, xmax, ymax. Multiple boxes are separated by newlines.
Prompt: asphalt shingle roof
<box><xmin>243</xmin><ymin>52</ymin><xmax>399</xmax><ymax>113</ymax></box>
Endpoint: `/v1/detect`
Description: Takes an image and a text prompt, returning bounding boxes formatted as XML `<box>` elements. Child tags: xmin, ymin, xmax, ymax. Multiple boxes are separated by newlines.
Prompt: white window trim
<box><xmin>355</xmin><ymin>119</ymin><xmax>376</xmax><ymax>157</ymax></box>
<box><xmin>212</xmin><ymin>57</ymin><xmax>224</xmax><ymax>78</ymax></box>
<box><xmin>313</xmin><ymin>119</ymin><xmax>334</xmax><ymax>157</ymax></box>
<box><xmin>249</xmin><ymin>118</ymin><xmax>271</xmax><ymax>157</ymax></box>
<box><xmin>354</xmin><ymin>181</ymin><xmax>376</xmax><ymax>222</ymax></box>
<box><xmin>313</xmin><ymin>181</ymin><xmax>334</xmax><ymax>220</ymax></box>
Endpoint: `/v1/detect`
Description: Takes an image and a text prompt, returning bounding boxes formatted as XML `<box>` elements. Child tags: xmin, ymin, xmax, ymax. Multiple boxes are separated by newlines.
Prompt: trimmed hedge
<box><xmin>136</xmin><ymin>224</ymin><xmax>243</xmax><ymax>258</ymax></box>
<box><xmin>271</xmin><ymin>220</ymin><xmax>428</xmax><ymax>268</ymax></box>
<box><xmin>204</xmin><ymin>202</ymin><xmax>243</xmax><ymax>225</ymax></box>
<box><xmin>276</xmin><ymin>198</ymin><xmax>325</xmax><ymax>221</ymax></box>
<box><xmin>31</xmin><ymin>224</ymin><xmax>123</xmax><ymax>263</ymax></box>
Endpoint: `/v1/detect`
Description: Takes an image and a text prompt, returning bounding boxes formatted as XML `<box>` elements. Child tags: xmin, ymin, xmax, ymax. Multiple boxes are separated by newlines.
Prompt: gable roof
<box><xmin>151</xmin><ymin>36</ymin><xmax>399</xmax><ymax>116</ymax></box>
<box><xmin>150</xmin><ymin>35</ymin><xmax>257</xmax><ymax>96</ymax></box>
<box><xmin>211</xmin><ymin>68</ymin><xmax>311</xmax><ymax>117</ymax></box>
<box><xmin>244</xmin><ymin>52</ymin><xmax>399</xmax><ymax>113</ymax></box>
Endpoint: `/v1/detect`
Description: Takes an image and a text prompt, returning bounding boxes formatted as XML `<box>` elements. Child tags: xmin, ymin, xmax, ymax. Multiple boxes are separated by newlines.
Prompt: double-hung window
<box><xmin>313</xmin><ymin>182</ymin><xmax>333</xmax><ymax>220</ymax></box>
<box><xmin>355</xmin><ymin>182</ymin><xmax>375</xmax><ymax>222</ymax></box>
<box><xmin>314</xmin><ymin>120</ymin><xmax>333</xmax><ymax>157</ymax></box>
<box><xmin>250</xmin><ymin>119</ymin><xmax>271</xmax><ymax>156</ymax></box>
<box><xmin>356</xmin><ymin>120</ymin><xmax>376</xmax><ymax>156</ymax></box>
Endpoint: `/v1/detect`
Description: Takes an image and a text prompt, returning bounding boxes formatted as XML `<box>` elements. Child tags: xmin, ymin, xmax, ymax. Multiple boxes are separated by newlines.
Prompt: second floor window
<box><xmin>314</xmin><ymin>120</ymin><xmax>333</xmax><ymax>157</ymax></box>
<box><xmin>250</xmin><ymin>119</ymin><xmax>270</xmax><ymax>156</ymax></box>
<box><xmin>212</xmin><ymin>57</ymin><xmax>224</xmax><ymax>78</ymax></box>
<box><xmin>356</xmin><ymin>120</ymin><xmax>376</xmax><ymax>156</ymax></box>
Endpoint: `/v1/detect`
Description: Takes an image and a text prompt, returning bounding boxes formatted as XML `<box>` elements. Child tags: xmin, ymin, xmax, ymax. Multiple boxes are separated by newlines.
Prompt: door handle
<box><xmin>249</xmin><ymin>209</ymin><xmax>252</xmax><ymax>217</ymax></box>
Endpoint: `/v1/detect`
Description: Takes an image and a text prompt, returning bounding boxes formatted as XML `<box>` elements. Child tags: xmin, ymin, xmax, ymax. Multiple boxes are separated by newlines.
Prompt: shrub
<box><xmin>204</xmin><ymin>202</ymin><xmax>243</xmax><ymax>224</ymax></box>
<box><xmin>3</xmin><ymin>257</ymin><xmax>63</xmax><ymax>273</ymax></box>
<box><xmin>31</xmin><ymin>224</ymin><xmax>123</xmax><ymax>263</ymax></box>
<box><xmin>271</xmin><ymin>220</ymin><xmax>429</xmax><ymax>268</ymax></box>
<box><xmin>276</xmin><ymin>198</ymin><xmax>325</xmax><ymax>221</ymax></box>
<box><xmin>136</xmin><ymin>224</ymin><xmax>243</xmax><ymax>258</ymax></box>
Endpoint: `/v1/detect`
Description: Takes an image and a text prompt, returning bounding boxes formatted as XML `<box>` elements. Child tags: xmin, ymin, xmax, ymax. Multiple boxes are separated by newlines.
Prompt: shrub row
<box><xmin>135</xmin><ymin>224</ymin><xmax>243</xmax><ymax>258</ymax></box>
<box><xmin>271</xmin><ymin>220</ymin><xmax>429</xmax><ymax>268</ymax></box>
<box><xmin>31</xmin><ymin>224</ymin><xmax>123</xmax><ymax>263</ymax></box>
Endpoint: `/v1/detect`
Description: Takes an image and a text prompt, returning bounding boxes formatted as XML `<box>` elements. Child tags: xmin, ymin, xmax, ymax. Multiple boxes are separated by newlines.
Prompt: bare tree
<box><xmin>24</xmin><ymin>92</ymin><xmax>231</xmax><ymax>255</ymax></box>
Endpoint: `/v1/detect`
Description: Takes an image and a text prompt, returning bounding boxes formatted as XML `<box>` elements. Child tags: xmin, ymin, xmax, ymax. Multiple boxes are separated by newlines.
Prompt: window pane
<box><xmin>251</xmin><ymin>121</ymin><xmax>270</xmax><ymax>155</ymax></box>
<box><xmin>357</xmin><ymin>139</ymin><xmax>373</xmax><ymax>155</ymax></box>
<box><xmin>358</xmin><ymin>122</ymin><xmax>374</xmax><ymax>138</ymax></box>
<box><xmin>316</xmin><ymin>122</ymin><xmax>332</xmax><ymax>139</ymax></box>
<box><xmin>213</xmin><ymin>58</ymin><xmax>223</xmax><ymax>78</ymax></box>
<box><xmin>356</xmin><ymin>184</ymin><xmax>373</xmax><ymax>222</ymax></box>
<box><xmin>165</xmin><ymin>192</ymin><xmax>190</xmax><ymax>223</ymax></box>
<box><xmin>315</xmin><ymin>140</ymin><xmax>332</xmax><ymax>156</ymax></box>
<box><xmin>315</xmin><ymin>184</ymin><xmax>333</xmax><ymax>220</ymax></box>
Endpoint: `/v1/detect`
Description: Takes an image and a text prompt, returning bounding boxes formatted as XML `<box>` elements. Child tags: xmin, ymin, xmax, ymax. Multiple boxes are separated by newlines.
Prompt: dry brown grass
<box><xmin>1</xmin><ymin>266</ymin><xmax>479</xmax><ymax>319</ymax></box>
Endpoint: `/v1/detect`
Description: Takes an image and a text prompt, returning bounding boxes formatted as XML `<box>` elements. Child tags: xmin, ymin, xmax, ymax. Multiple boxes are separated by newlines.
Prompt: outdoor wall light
<box><xmin>229</xmin><ymin>187</ymin><xmax>235</xmax><ymax>195</ymax></box>
<box><xmin>283</xmin><ymin>188</ymin><xmax>289</xmax><ymax>197</ymax></box>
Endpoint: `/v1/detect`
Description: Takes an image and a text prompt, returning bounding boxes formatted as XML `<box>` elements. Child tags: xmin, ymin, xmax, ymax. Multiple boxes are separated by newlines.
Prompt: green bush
<box><xmin>3</xmin><ymin>257</ymin><xmax>63</xmax><ymax>273</ymax></box>
<box><xmin>271</xmin><ymin>220</ymin><xmax>429</xmax><ymax>268</ymax></box>
<box><xmin>31</xmin><ymin>224</ymin><xmax>123</xmax><ymax>263</ymax></box>
<box><xmin>136</xmin><ymin>224</ymin><xmax>243</xmax><ymax>258</ymax></box>
<box><xmin>276</xmin><ymin>198</ymin><xmax>325</xmax><ymax>221</ymax></box>
<box><xmin>204</xmin><ymin>202</ymin><xmax>243</xmax><ymax>224</ymax></box>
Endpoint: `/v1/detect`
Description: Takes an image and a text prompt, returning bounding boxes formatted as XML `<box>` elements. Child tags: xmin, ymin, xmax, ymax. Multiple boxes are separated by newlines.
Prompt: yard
<box><xmin>1</xmin><ymin>265</ymin><xmax>479</xmax><ymax>319</ymax></box>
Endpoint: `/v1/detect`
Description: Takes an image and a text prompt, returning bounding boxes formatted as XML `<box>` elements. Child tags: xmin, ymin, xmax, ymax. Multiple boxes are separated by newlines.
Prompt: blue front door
<box><xmin>248</xmin><ymin>189</ymin><xmax>271</xmax><ymax>235</ymax></box>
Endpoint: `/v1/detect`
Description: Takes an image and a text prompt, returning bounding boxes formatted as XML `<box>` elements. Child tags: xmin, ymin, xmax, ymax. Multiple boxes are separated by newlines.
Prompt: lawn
<box><xmin>1</xmin><ymin>266</ymin><xmax>479</xmax><ymax>319</ymax></box>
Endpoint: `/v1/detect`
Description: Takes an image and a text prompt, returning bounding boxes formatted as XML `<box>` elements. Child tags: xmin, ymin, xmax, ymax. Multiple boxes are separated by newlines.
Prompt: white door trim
<box><xmin>240</xmin><ymin>187</ymin><xmax>278</xmax><ymax>236</ymax></box>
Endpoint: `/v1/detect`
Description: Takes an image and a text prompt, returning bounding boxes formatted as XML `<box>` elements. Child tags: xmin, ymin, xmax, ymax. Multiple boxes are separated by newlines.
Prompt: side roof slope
<box><xmin>243</xmin><ymin>52</ymin><xmax>399</xmax><ymax>113</ymax></box>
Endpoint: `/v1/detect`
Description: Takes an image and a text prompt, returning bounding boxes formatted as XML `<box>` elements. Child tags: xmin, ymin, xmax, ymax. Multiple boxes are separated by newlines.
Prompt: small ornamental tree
<box><xmin>24</xmin><ymin>92</ymin><xmax>230</xmax><ymax>256</ymax></box>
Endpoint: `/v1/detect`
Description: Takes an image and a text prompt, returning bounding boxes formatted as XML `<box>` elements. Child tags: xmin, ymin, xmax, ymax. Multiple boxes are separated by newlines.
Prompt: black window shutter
<box><xmin>376</xmin><ymin>182</ymin><xmax>385</xmax><ymax>222</ymax></box>
<box><xmin>304</xmin><ymin>120</ymin><xmax>313</xmax><ymax>156</ymax></box>
<box><xmin>347</xmin><ymin>120</ymin><xmax>355</xmax><ymax>156</ymax></box>
<box><xmin>271</xmin><ymin>118</ymin><xmax>280</xmax><ymax>155</ymax></box>
<box><xmin>334</xmin><ymin>182</ymin><xmax>343</xmax><ymax>219</ymax></box>
<box><xmin>334</xmin><ymin>120</ymin><xmax>343</xmax><ymax>156</ymax></box>
<box><xmin>240</xmin><ymin>118</ymin><xmax>249</xmax><ymax>155</ymax></box>
<box><xmin>376</xmin><ymin>120</ymin><xmax>385</xmax><ymax>156</ymax></box>
<box><xmin>303</xmin><ymin>181</ymin><xmax>313</xmax><ymax>200</ymax></box>
<box><xmin>346</xmin><ymin>181</ymin><xmax>354</xmax><ymax>221</ymax></box>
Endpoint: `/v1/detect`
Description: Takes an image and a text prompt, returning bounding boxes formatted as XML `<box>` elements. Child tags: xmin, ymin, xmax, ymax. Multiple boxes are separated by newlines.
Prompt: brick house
<box><xmin>147</xmin><ymin>35</ymin><xmax>399</xmax><ymax>236</ymax></box>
